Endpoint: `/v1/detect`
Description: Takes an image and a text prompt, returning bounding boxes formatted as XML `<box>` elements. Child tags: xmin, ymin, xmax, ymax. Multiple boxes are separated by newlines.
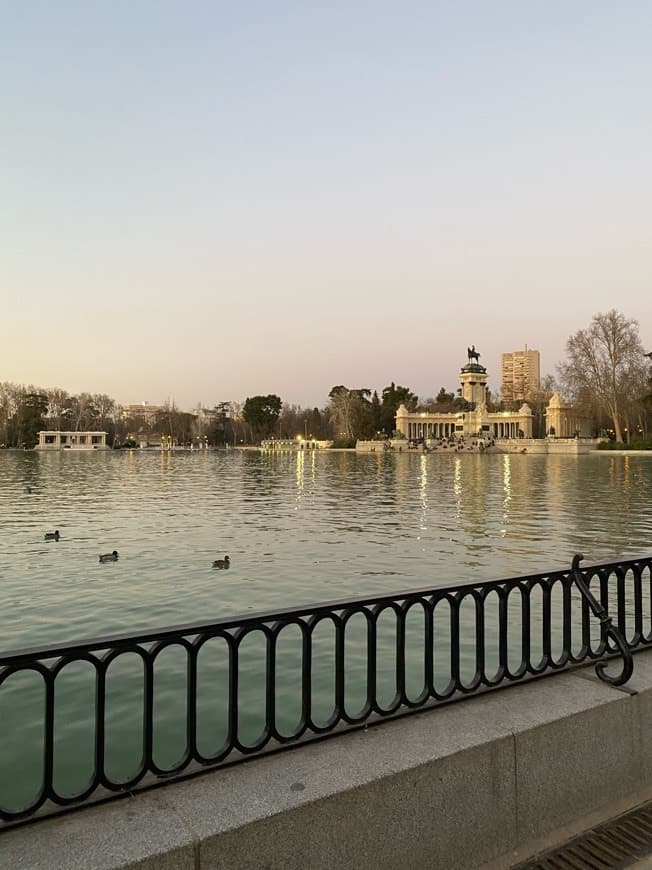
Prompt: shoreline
<box><xmin>3</xmin><ymin>445</ymin><xmax>652</xmax><ymax>456</ymax></box>
<box><xmin>591</xmin><ymin>449</ymin><xmax>652</xmax><ymax>456</ymax></box>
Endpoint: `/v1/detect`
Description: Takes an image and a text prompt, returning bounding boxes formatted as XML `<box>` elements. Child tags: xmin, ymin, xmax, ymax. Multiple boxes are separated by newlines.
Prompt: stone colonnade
<box><xmin>491</xmin><ymin>420</ymin><xmax>522</xmax><ymax>438</ymax></box>
<box><xmin>36</xmin><ymin>431</ymin><xmax>108</xmax><ymax>449</ymax></box>
<box><xmin>405</xmin><ymin>421</ymin><xmax>457</xmax><ymax>440</ymax></box>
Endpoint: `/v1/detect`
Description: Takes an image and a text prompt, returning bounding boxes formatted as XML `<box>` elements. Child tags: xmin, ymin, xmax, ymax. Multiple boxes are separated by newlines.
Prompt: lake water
<box><xmin>0</xmin><ymin>448</ymin><xmax>651</xmax><ymax>811</ymax></box>
<box><xmin>1</xmin><ymin>449</ymin><xmax>650</xmax><ymax>649</ymax></box>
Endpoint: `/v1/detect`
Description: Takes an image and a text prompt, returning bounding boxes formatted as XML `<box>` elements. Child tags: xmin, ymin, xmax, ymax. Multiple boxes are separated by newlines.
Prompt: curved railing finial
<box><xmin>571</xmin><ymin>553</ymin><xmax>633</xmax><ymax>686</ymax></box>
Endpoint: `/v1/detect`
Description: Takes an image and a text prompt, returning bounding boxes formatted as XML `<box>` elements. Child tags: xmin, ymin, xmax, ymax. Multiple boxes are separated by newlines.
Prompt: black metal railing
<box><xmin>0</xmin><ymin>554</ymin><xmax>650</xmax><ymax>828</ymax></box>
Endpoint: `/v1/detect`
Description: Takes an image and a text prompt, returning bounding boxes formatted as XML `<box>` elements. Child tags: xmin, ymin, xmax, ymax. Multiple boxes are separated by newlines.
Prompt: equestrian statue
<box><xmin>467</xmin><ymin>345</ymin><xmax>481</xmax><ymax>364</ymax></box>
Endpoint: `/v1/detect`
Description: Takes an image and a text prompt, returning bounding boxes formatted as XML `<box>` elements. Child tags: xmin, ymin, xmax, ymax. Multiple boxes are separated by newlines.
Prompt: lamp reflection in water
<box><xmin>309</xmin><ymin>447</ymin><xmax>317</xmax><ymax>492</ymax></box>
<box><xmin>502</xmin><ymin>455</ymin><xmax>511</xmax><ymax>535</ymax></box>
<box><xmin>453</xmin><ymin>457</ymin><xmax>462</xmax><ymax>520</ymax></box>
<box><xmin>419</xmin><ymin>455</ymin><xmax>428</xmax><ymax>531</ymax></box>
<box><xmin>295</xmin><ymin>450</ymin><xmax>304</xmax><ymax>503</ymax></box>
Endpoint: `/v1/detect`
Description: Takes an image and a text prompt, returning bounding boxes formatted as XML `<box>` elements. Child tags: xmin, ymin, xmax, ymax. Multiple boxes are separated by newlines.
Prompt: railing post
<box><xmin>571</xmin><ymin>554</ymin><xmax>634</xmax><ymax>686</ymax></box>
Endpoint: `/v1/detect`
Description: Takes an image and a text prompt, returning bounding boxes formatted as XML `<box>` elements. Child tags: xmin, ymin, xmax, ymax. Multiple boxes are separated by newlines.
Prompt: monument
<box><xmin>394</xmin><ymin>348</ymin><xmax>533</xmax><ymax>443</ymax></box>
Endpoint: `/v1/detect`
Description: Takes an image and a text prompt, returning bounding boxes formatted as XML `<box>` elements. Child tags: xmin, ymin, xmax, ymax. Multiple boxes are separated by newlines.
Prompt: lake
<box><xmin>0</xmin><ymin>450</ymin><xmax>652</xmax><ymax>650</ymax></box>
<box><xmin>1</xmin><ymin>448</ymin><xmax>650</xmax><ymax>648</ymax></box>
<box><xmin>0</xmin><ymin>448</ymin><xmax>650</xmax><ymax>811</ymax></box>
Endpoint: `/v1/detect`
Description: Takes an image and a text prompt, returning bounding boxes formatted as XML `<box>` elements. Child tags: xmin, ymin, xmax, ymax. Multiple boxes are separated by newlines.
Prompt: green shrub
<box><xmin>629</xmin><ymin>437</ymin><xmax>652</xmax><ymax>450</ymax></box>
<box><xmin>330</xmin><ymin>438</ymin><xmax>356</xmax><ymax>449</ymax></box>
<box><xmin>597</xmin><ymin>438</ymin><xmax>652</xmax><ymax>450</ymax></box>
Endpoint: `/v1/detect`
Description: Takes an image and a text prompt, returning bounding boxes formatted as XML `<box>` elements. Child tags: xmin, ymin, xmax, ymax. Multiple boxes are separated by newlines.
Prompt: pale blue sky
<box><xmin>2</xmin><ymin>2</ymin><xmax>651</xmax><ymax>408</ymax></box>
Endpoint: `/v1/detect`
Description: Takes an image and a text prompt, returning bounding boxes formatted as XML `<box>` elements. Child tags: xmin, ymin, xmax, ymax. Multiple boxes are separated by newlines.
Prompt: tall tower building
<box><xmin>501</xmin><ymin>348</ymin><xmax>540</xmax><ymax>404</ymax></box>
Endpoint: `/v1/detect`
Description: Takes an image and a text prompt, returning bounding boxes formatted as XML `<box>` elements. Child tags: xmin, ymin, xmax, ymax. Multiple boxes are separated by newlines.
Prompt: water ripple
<box><xmin>0</xmin><ymin>449</ymin><xmax>650</xmax><ymax>649</ymax></box>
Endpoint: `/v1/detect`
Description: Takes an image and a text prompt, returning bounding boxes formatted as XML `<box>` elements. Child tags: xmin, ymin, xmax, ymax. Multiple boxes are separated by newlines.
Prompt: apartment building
<box><xmin>501</xmin><ymin>348</ymin><xmax>540</xmax><ymax>404</ymax></box>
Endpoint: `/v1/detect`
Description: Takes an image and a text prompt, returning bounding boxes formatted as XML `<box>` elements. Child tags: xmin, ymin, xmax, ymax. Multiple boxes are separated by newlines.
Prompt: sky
<box><xmin>2</xmin><ymin>1</ymin><xmax>651</xmax><ymax>409</ymax></box>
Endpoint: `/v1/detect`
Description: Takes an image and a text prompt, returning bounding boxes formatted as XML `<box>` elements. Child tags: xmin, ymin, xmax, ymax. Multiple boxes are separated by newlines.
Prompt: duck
<box><xmin>24</xmin><ymin>486</ymin><xmax>32</xmax><ymax>494</ymax></box>
<box><xmin>44</xmin><ymin>530</ymin><xmax>60</xmax><ymax>541</ymax></box>
<box><xmin>212</xmin><ymin>555</ymin><xmax>230</xmax><ymax>569</ymax></box>
<box><xmin>99</xmin><ymin>551</ymin><xmax>119</xmax><ymax>563</ymax></box>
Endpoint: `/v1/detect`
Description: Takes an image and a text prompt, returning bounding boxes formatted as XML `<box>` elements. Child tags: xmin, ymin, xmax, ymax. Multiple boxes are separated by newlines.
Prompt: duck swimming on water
<box><xmin>99</xmin><ymin>551</ymin><xmax>119</xmax><ymax>563</ymax></box>
<box><xmin>44</xmin><ymin>530</ymin><xmax>60</xmax><ymax>541</ymax></box>
<box><xmin>212</xmin><ymin>556</ymin><xmax>230</xmax><ymax>569</ymax></box>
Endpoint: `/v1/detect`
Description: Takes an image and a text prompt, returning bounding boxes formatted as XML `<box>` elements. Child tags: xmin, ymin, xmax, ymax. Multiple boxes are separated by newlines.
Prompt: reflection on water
<box><xmin>503</xmin><ymin>454</ymin><xmax>511</xmax><ymax>520</ymax></box>
<box><xmin>419</xmin><ymin>454</ymin><xmax>428</xmax><ymax>528</ymax></box>
<box><xmin>1</xmin><ymin>450</ymin><xmax>651</xmax><ymax>648</ymax></box>
<box><xmin>1</xmin><ymin>449</ymin><xmax>651</xmax><ymax>809</ymax></box>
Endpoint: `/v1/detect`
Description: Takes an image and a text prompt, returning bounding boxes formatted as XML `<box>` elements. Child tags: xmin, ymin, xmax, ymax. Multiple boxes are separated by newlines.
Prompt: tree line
<box><xmin>242</xmin><ymin>385</ymin><xmax>423</xmax><ymax>447</ymax></box>
<box><xmin>231</xmin><ymin>310</ymin><xmax>652</xmax><ymax>446</ymax></box>
<box><xmin>0</xmin><ymin>382</ymin><xmax>435</xmax><ymax>449</ymax></box>
<box><xmin>2</xmin><ymin>310</ymin><xmax>650</xmax><ymax>449</ymax></box>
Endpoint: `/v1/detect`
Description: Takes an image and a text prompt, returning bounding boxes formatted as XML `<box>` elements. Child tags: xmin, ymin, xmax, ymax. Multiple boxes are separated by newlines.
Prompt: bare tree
<box><xmin>228</xmin><ymin>402</ymin><xmax>251</xmax><ymax>445</ymax></box>
<box><xmin>0</xmin><ymin>382</ymin><xmax>23</xmax><ymax>446</ymax></box>
<box><xmin>527</xmin><ymin>374</ymin><xmax>557</xmax><ymax>439</ymax></box>
<box><xmin>559</xmin><ymin>310</ymin><xmax>647</xmax><ymax>443</ymax></box>
<box><xmin>92</xmin><ymin>394</ymin><xmax>116</xmax><ymax>429</ymax></box>
<box><xmin>327</xmin><ymin>386</ymin><xmax>372</xmax><ymax>443</ymax></box>
<box><xmin>68</xmin><ymin>392</ymin><xmax>99</xmax><ymax>431</ymax></box>
<box><xmin>277</xmin><ymin>403</ymin><xmax>326</xmax><ymax>439</ymax></box>
<box><xmin>45</xmin><ymin>388</ymin><xmax>71</xmax><ymax>430</ymax></box>
<box><xmin>153</xmin><ymin>399</ymin><xmax>197</xmax><ymax>445</ymax></box>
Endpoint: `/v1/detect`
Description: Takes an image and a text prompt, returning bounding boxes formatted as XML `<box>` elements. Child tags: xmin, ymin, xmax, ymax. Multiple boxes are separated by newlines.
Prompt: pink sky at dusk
<box><xmin>2</xmin><ymin>2</ymin><xmax>651</xmax><ymax>410</ymax></box>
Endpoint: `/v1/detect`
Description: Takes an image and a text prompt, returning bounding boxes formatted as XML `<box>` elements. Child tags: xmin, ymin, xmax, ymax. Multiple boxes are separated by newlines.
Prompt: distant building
<box><xmin>36</xmin><ymin>431</ymin><xmax>108</xmax><ymax>450</ymax></box>
<box><xmin>120</xmin><ymin>403</ymin><xmax>166</xmax><ymax>426</ymax></box>
<box><xmin>501</xmin><ymin>348</ymin><xmax>540</xmax><ymax>404</ymax></box>
<box><xmin>395</xmin><ymin>352</ymin><xmax>534</xmax><ymax>442</ymax></box>
<box><xmin>192</xmin><ymin>402</ymin><xmax>234</xmax><ymax>424</ymax></box>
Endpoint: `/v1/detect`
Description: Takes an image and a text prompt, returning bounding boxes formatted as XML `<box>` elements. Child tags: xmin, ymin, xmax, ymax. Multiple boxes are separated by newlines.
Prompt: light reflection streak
<box><xmin>419</xmin><ymin>455</ymin><xmax>428</xmax><ymax>529</ymax></box>
<box><xmin>502</xmin><ymin>455</ymin><xmax>511</xmax><ymax>530</ymax></box>
<box><xmin>296</xmin><ymin>450</ymin><xmax>305</xmax><ymax>500</ymax></box>
<box><xmin>453</xmin><ymin>457</ymin><xmax>462</xmax><ymax>519</ymax></box>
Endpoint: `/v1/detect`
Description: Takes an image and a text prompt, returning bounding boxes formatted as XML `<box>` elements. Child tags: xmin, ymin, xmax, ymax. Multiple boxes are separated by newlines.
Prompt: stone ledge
<box><xmin>0</xmin><ymin>792</ymin><xmax>196</xmax><ymax>870</ymax></box>
<box><xmin>3</xmin><ymin>651</ymin><xmax>652</xmax><ymax>869</ymax></box>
